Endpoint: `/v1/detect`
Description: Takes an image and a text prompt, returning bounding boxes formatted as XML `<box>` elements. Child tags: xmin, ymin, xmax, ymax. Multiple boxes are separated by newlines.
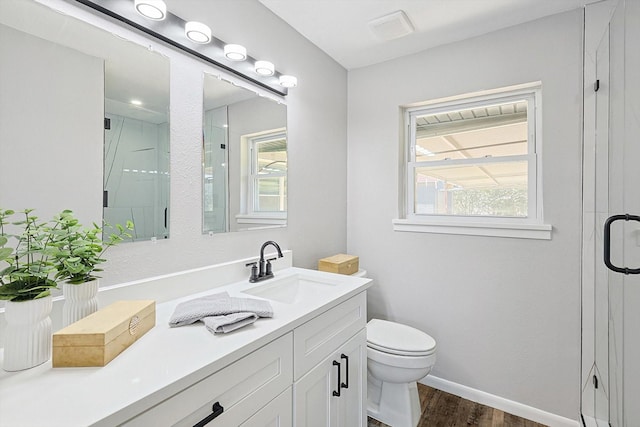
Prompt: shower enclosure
<box><xmin>581</xmin><ymin>0</ymin><xmax>640</xmax><ymax>425</ymax></box>
<box><xmin>103</xmin><ymin>110</ymin><xmax>170</xmax><ymax>241</ymax></box>
<box><xmin>202</xmin><ymin>105</ymin><xmax>229</xmax><ymax>234</ymax></box>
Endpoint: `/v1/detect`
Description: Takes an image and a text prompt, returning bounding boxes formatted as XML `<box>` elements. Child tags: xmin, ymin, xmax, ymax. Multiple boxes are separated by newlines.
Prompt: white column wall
<box><xmin>347</xmin><ymin>11</ymin><xmax>583</xmax><ymax>419</ymax></box>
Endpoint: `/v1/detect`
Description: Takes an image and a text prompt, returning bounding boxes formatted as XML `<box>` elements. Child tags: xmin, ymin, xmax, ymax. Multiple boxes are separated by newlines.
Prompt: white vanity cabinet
<box><xmin>120</xmin><ymin>292</ymin><xmax>367</xmax><ymax>427</ymax></box>
<box><xmin>0</xmin><ymin>266</ymin><xmax>372</xmax><ymax>427</ymax></box>
<box><xmin>293</xmin><ymin>292</ymin><xmax>367</xmax><ymax>427</ymax></box>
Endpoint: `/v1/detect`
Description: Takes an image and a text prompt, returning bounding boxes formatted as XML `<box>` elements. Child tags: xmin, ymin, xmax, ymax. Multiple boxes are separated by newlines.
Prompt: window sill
<box><xmin>236</xmin><ymin>213</ymin><xmax>287</xmax><ymax>226</ymax></box>
<box><xmin>392</xmin><ymin>218</ymin><xmax>552</xmax><ymax>240</ymax></box>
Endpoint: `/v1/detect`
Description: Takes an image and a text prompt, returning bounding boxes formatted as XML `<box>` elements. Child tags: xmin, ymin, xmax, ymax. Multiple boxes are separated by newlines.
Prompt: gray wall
<box><xmin>347</xmin><ymin>11</ymin><xmax>583</xmax><ymax>419</ymax></box>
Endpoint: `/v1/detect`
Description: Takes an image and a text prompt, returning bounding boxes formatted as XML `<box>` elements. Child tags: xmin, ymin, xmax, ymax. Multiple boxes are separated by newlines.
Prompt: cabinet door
<box><xmin>240</xmin><ymin>387</ymin><xmax>292</xmax><ymax>427</ymax></box>
<box><xmin>293</xmin><ymin>329</ymin><xmax>367</xmax><ymax>427</ymax></box>
<box><xmin>335</xmin><ymin>329</ymin><xmax>366</xmax><ymax>427</ymax></box>
<box><xmin>293</xmin><ymin>353</ymin><xmax>338</xmax><ymax>427</ymax></box>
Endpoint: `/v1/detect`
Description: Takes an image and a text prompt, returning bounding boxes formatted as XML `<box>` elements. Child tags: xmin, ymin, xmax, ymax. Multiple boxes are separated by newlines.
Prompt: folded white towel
<box><xmin>169</xmin><ymin>292</ymin><xmax>273</xmax><ymax>331</ymax></box>
<box><xmin>203</xmin><ymin>313</ymin><xmax>259</xmax><ymax>334</ymax></box>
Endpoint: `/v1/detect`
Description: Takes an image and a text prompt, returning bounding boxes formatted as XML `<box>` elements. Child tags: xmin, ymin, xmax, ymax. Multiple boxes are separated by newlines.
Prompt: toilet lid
<box><xmin>367</xmin><ymin>319</ymin><xmax>436</xmax><ymax>356</ymax></box>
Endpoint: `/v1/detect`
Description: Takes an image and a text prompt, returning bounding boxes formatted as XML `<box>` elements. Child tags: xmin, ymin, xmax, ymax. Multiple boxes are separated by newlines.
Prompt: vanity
<box><xmin>0</xmin><ymin>258</ymin><xmax>371</xmax><ymax>427</ymax></box>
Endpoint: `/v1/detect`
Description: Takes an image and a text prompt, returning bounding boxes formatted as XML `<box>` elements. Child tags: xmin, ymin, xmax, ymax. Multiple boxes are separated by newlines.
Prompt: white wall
<box><xmin>15</xmin><ymin>0</ymin><xmax>349</xmax><ymax>286</ymax></box>
<box><xmin>347</xmin><ymin>11</ymin><xmax>583</xmax><ymax>420</ymax></box>
<box><xmin>0</xmin><ymin>24</ymin><xmax>103</xmax><ymax>227</ymax></box>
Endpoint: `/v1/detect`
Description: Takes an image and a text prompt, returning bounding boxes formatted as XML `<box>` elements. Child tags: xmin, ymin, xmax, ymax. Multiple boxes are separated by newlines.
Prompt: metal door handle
<box><xmin>604</xmin><ymin>214</ymin><xmax>640</xmax><ymax>274</ymax></box>
<box><xmin>332</xmin><ymin>360</ymin><xmax>341</xmax><ymax>397</ymax></box>
<box><xmin>193</xmin><ymin>402</ymin><xmax>224</xmax><ymax>427</ymax></box>
<box><xmin>340</xmin><ymin>354</ymin><xmax>349</xmax><ymax>389</ymax></box>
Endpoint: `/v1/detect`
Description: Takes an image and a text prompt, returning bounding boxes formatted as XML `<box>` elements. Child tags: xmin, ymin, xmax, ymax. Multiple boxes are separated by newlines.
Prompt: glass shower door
<box><xmin>583</xmin><ymin>1</ymin><xmax>640</xmax><ymax>425</ymax></box>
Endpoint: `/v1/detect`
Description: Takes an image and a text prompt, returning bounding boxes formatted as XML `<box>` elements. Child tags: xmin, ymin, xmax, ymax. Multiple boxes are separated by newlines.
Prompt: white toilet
<box><xmin>366</xmin><ymin>318</ymin><xmax>437</xmax><ymax>427</ymax></box>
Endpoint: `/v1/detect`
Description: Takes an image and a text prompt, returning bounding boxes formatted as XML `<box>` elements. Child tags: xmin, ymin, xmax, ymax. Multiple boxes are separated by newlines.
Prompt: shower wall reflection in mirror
<box><xmin>0</xmin><ymin>0</ymin><xmax>169</xmax><ymax>242</ymax></box>
<box><xmin>203</xmin><ymin>75</ymin><xmax>287</xmax><ymax>234</ymax></box>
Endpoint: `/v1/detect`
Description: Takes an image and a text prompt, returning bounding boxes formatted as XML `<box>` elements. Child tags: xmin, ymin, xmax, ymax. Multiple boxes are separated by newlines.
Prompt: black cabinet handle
<box><xmin>164</xmin><ymin>207</ymin><xmax>168</xmax><ymax>229</ymax></box>
<box><xmin>604</xmin><ymin>214</ymin><xmax>640</xmax><ymax>274</ymax></box>
<box><xmin>340</xmin><ymin>353</ymin><xmax>349</xmax><ymax>389</ymax></box>
<box><xmin>193</xmin><ymin>402</ymin><xmax>224</xmax><ymax>427</ymax></box>
<box><xmin>332</xmin><ymin>360</ymin><xmax>341</xmax><ymax>397</ymax></box>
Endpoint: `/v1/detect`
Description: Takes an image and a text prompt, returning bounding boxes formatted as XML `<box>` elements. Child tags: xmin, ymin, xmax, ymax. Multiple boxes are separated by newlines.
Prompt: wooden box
<box><xmin>53</xmin><ymin>300</ymin><xmax>156</xmax><ymax>367</ymax></box>
<box><xmin>318</xmin><ymin>254</ymin><xmax>359</xmax><ymax>275</ymax></box>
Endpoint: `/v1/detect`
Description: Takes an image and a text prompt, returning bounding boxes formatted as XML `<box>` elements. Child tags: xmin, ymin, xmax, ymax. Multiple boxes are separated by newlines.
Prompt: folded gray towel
<box><xmin>203</xmin><ymin>313</ymin><xmax>259</xmax><ymax>334</ymax></box>
<box><xmin>169</xmin><ymin>291</ymin><xmax>273</xmax><ymax>328</ymax></box>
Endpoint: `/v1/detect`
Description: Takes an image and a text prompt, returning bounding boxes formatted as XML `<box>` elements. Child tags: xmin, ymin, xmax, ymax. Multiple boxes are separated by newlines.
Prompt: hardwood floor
<box><xmin>367</xmin><ymin>383</ymin><xmax>548</xmax><ymax>427</ymax></box>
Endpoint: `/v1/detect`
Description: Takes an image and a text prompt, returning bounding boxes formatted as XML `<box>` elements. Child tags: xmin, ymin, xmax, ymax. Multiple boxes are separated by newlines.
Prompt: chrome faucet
<box><xmin>246</xmin><ymin>240</ymin><xmax>283</xmax><ymax>283</ymax></box>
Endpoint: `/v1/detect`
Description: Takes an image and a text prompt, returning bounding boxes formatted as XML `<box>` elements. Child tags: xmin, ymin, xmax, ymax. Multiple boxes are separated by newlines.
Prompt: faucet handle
<box><xmin>245</xmin><ymin>262</ymin><xmax>258</xmax><ymax>282</ymax></box>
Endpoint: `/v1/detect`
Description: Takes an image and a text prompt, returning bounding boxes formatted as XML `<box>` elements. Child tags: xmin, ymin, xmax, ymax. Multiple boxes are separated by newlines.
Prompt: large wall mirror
<box><xmin>0</xmin><ymin>0</ymin><xmax>170</xmax><ymax>241</ymax></box>
<box><xmin>203</xmin><ymin>74</ymin><xmax>287</xmax><ymax>234</ymax></box>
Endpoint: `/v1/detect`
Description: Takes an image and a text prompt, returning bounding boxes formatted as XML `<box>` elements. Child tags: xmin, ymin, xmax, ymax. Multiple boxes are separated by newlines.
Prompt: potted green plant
<box><xmin>51</xmin><ymin>210</ymin><xmax>133</xmax><ymax>326</ymax></box>
<box><xmin>0</xmin><ymin>208</ymin><xmax>59</xmax><ymax>371</ymax></box>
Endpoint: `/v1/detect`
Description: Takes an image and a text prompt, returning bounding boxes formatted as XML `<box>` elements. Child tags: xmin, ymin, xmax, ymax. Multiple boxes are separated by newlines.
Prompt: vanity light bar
<box><xmin>71</xmin><ymin>0</ymin><xmax>295</xmax><ymax>96</ymax></box>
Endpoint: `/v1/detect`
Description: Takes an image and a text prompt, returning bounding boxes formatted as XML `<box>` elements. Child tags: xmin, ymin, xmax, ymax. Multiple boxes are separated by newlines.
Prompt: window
<box><xmin>394</xmin><ymin>84</ymin><xmax>551</xmax><ymax>239</ymax></box>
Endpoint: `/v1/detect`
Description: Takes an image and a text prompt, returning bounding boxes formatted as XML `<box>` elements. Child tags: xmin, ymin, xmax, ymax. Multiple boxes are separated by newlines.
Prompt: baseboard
<box><xmin>420</xmin><ymin>376</ymin><xmax>581</xmax><ymax>427</ymax></box>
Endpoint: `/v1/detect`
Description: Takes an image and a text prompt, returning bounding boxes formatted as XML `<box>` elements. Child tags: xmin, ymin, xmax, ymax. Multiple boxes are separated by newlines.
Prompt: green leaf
<box><xmin>0</xmin><ymin>247</ymin><xmax>12</xmax><ymax>261</ymax></box>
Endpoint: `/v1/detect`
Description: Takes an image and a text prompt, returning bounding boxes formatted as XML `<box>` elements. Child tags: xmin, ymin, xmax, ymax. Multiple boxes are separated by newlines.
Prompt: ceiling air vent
<box><xmin>368</xmin><ymin>10</ymin><xmax>415</xmax><ymax>41</ymax></box>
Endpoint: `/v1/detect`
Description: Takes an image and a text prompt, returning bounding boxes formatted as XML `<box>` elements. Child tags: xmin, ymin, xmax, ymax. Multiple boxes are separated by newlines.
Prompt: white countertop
<box><xmin>0</xmin><ymin>267</ymin><xmax>371</xmax><ymax>427</ymax></box>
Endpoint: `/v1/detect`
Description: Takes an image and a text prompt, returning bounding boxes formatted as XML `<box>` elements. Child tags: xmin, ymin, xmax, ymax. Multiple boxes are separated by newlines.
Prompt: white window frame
<box><xmin>236</xmin><ymin>128</ymin><xmax>287</xmax><ymax>226</ymax></box>
<box><xmin>393</xmin><ymin>82</ymin><xmax>552</xmax><ymax>239</ymax></box>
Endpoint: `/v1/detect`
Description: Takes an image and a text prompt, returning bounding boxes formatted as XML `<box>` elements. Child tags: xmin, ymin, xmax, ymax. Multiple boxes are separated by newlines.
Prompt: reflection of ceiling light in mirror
<box><xmin>224</xmin><ymin>44</ymin><xmax>247</xmax><ymax>61</ymax></box>
<box><xmin>134</xmin><ymin>0</ymin><xmax>167</xmax><ymax>21</ymax></box>
<box><xmin>185</xmin><ymin>21</ymin><xmax>212</xmax><ymax>44</ymax></box>
<box><xmin>130</xmin><ymin>99</ymin><xmax>143</xmax><ymax>106</ymax></box>
<box><xmin>255</xmin><ymin>60</ymin><xmax>275</xmax><ymax>76</ymax></box>
<box><xmin>279</xmin><ymin>75</ymin><xmax>297</xmax><ymax>88</ymax></box>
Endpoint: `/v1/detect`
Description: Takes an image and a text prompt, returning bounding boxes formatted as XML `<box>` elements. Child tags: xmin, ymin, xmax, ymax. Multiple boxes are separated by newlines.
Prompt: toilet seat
<box><xmin>367</xmin><ymin>319</ymin><xmax>436</xmax><ymax>357</ymax></box>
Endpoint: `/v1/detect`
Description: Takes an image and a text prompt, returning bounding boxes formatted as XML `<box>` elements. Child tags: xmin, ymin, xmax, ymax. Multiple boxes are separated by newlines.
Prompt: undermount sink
<box><xmin>240</xmin><ymin>274</ymin><xmax>338</xmax><ymax>304</ymax></box>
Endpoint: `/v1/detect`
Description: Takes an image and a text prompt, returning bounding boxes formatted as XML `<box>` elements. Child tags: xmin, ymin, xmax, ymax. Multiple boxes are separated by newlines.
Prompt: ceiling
<box><xmin>258</xmin><ymin>0</ymin><xmax>601</xmax><ymax>70</ymax></box>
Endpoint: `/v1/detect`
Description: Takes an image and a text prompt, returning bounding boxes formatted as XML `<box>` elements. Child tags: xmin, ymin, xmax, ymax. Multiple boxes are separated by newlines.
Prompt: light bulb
<box><xmin>185</xmin><ymin>21</ymin><xmax>212</xmax><ymax>44</ymax></box>
<box><xmin>134</xmin><ymin>0</ymin><xmax>166</xmax><ymax>21</ymax></box>
<box><xmin>224</xmin><ymin>44</ymin><xmax>247</xmax><ymax>61</ymax></box>
<box><xmin>279</xmin><ymin>75</ymin><xmax>298</xmax><ymax>88</ymax></box>
<box><xmin>255</xmin><ymin>60</ymin><xmax>275</xmax><ymax>76</ymax></box>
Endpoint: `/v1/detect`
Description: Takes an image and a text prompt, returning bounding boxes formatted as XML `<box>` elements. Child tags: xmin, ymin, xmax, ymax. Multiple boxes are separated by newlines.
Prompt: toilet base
<box><xmin>367</xmin><ymin>372</ymin><xmax>422</xmax><ymax>427</ymax></box>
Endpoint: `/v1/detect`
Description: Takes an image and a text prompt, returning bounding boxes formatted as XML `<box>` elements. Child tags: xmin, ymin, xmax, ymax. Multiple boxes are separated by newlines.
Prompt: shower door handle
<box><xmin>604</xmin><ymin>214</ymin><xmax>640</xmax><ymax>274</ymax></box>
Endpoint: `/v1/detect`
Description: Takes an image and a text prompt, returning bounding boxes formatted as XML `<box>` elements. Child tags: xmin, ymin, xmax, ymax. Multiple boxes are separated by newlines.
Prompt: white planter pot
<box><xmin>3</xmin><ymin>295</ymin><xmax>53</xmax><ymax>372</ymax></box>
<box><xmin>62</xmin><ymin>280</ymin><xmax>99</xmax><ymax>327</ymax></box>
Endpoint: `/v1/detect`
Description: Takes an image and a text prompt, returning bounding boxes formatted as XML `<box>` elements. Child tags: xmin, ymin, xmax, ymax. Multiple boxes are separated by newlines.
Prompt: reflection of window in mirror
<box><xmin>250</xmin><ymin>131</ymin><xmax>287</xmax><ymax>213</ymax></box>
<box><xmin>237</xmin><ymin>129</ymin><xmax>287</xmax><ymax>227</ymax></box>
